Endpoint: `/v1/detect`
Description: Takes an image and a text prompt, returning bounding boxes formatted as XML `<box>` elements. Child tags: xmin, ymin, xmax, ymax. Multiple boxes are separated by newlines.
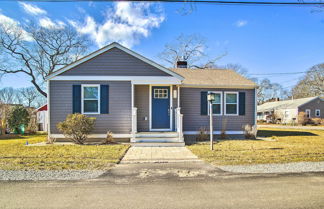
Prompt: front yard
<box><xmin>0</xmin><ymin>135</ymin><xmax>129</xmax><ymax>170</ymax></box>
<box><xmin>188</xmin><ymin>128</ymin><xmax>324</xmax><ymax>165</ymax></box>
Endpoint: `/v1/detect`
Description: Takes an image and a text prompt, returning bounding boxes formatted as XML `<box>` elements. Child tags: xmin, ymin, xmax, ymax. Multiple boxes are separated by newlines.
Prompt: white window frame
<box><xmin>305</xmin><ymin>109</ymin><xmax>311</xmax><ymax>118</ymax></box>
<box><xmin>81</xmin><ymin>84</ymin><xmax>100</xmax><ymax>114</ymax></box>
<box><xmin>224</xmin><ymin>92</ymin><xmax>239</xmax><ymax>116</ymax></box>
<box><xmin>315</xmin><ymin>109</ymin><xmax>320</xmax><ymax>117</ymax></box>
<box><xmin>207</xmin><ymin>91</ymin><xmax>222</xmax><ymax>116</ymax></box>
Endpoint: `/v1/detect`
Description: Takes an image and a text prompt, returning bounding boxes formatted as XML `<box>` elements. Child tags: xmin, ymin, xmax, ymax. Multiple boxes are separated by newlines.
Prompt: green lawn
<box><xmin>187</xmin><ymin>128</ymin><xmax>324</xmax><ymax>165</ymax></box>
<box><xmin>0</xmin><ymin>134</ymin><xmax>129</xmax><ymax>170</ymax></box>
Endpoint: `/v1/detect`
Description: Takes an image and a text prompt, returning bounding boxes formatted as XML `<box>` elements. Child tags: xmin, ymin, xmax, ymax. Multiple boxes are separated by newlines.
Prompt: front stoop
<box><xmin>132</xmin><ymin>132</ymin><xmax>184</xmax><ymax>147</ymax></box>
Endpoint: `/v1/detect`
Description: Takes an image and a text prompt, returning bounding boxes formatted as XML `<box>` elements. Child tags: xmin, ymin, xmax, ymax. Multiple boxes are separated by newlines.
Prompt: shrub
<box><xmin>7</xmin><ymin>106</ymin><xmax>30</xmax><ymax>134</ymax></box>
<box><xmin>311</xmin><ymin>118</ymin><xmax>322</xmax><ymax>125</ymax></box>
<box><xmin>298</xmin><ymin>112</ymin><xmax>308</xmax><ymax>126</ymax></box>
<box><xmin>57</xmin><ymin>113</ymin><xmax>96</xmax><ymax>144</ymax></box>
<box><xmin>243</xmin><ymin>124</ymin><xmax>257</xmax><ymax>139</ymax></box>
<box><xmin>196</xmin><ymin>127</ymin><xmax>208</xmax><ymax>141</ymax></box>
<box><xmin>101</xmin><ymin>131</ymin><xmax>115</xmax><ymax>144</ymax></box>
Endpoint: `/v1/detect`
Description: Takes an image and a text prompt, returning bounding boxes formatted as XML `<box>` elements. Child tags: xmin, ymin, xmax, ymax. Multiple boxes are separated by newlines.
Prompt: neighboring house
<box><xmin>36</xmin><ymin>104</ymin><xmax>48</xmax><ymax>132</ymax></box>
<box><xmin>46</xmin><ymin>42</ymin><xmax>257</xmax><ymax>144</ymax></box>
<box><xmin>257</xmin><ymin>96</ymin><xmax>324</xmax><ymax>124</ymax></box>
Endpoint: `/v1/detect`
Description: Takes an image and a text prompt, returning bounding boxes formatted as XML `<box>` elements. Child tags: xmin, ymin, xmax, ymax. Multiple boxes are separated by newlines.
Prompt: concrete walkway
<box><xmin>121</xmin><ymin>147</ymin><xmax>201</xmax><ymax>163</ymax></box>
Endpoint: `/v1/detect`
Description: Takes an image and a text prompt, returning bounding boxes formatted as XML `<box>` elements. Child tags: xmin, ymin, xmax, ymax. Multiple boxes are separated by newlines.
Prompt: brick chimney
<box><xmin>176</xmin><ymin>60</ymin><xmax>187</xmax><ymax>68</ymax></box>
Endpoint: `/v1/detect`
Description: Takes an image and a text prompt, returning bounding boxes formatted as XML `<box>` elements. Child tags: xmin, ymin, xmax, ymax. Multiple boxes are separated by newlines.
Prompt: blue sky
<box><xmin>0</xmin><ymin>1</ymin><xmax>324</xmax><ymax>91</ymax></box>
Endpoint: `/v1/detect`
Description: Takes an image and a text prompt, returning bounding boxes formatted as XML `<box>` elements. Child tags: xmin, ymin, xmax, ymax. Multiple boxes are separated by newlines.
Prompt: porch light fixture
<box><xmin>207</xmin><ymin>92</ymin><xmax>215</xmax><ymax>150</ymax></box>
<box><xmin>173</xmin><ymin>90</ymin><xmax>177</xmax><ymax>99</ymax></box>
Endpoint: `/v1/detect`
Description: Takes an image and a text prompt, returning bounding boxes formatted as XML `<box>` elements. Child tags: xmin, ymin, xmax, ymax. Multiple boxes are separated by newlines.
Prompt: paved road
<box><xmin>1</xmin><ymin>162</ymin><xmax>324</xmax><ymax>209</ymax></box>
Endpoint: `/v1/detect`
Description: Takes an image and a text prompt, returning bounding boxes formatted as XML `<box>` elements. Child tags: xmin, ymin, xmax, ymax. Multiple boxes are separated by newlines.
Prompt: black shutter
<box><xmin>72</xmin><ymin>85</ymin><xmax>81</xmax><ymax>113</ymax></box>
<box><xmin>100</xmin><ymin>85</ymin><xmax>109</xmax><ymax>114</ymax></box>
<box><xmin>239</xmin><ymin>92</ymin><xmax>246</xmax><ymax>116</ymax></box>
<box><xmin>200</xmin><ymin>91</ymin><xmax>208</xmax><ymax>115</ymax></box>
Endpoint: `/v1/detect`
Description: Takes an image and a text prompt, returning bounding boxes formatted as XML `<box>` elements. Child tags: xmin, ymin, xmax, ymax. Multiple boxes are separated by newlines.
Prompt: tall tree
<box><xmin>159</xmin><ymin>34</ymin><xmax>226</xmax><ymax>68</ymax></box>
<box><xmin>256</xmin><ymin>78</ymin><xmax>290</xmax><ymax>104</ymax></box>
<box><xmin>0</xmin><ymin>87</ymin><xmax>17</xmax><ymax>104</ymax></box>
<box><xmin>17</xmin><ymin>87</ymin><xmax>38</xmax><ymax>107</ymax></box>
<box><xmin>0</xmin><ymin>22</ymin><xmax>88</xmax><ymax>97</ymax></box>
<box><xmin>292</xmin><ymin>63</ymin><xmax>324</xmax><ymax>98</ymax></box>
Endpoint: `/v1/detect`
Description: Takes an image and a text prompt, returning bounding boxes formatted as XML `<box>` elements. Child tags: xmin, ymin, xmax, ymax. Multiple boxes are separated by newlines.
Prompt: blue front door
<box><xmin>152</xmin><ymin>86</ymin><xmax>170</xmax><ymax>129</ymax></box>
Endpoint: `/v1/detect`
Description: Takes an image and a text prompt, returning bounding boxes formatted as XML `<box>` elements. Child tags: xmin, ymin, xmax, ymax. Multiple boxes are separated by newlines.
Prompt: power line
<box><xmin>5</xmin><ymin>0</ymin><xmax>324</xmax><ymax>6</ymax></box>
<box><xmin>249</xmin><ymin>71</ymin><xmax>307</xmax><ymax>76</ymax></box>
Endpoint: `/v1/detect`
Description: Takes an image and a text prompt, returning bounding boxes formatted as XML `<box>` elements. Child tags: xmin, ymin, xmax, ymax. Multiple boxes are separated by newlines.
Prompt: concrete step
<box><xmin>135</xmin><ymin>132</ymin><xmax>178</xmax><ymax>138</ymax></box>
<box><xmin>131</xmin><ymin>142</ymin><xmax>185</xmax><ymax>147</ymax></box>
<box><xmin>133</xmin><ymin>137</ymin><xmax>181</xmax><ymax>143</ymax></box>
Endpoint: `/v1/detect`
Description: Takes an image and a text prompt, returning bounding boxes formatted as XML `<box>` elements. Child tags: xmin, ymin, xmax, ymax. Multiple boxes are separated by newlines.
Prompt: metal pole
<box><xmin>209</xmin><ymin>101</ymin><xmax>213</xmax><ymax>150</ymax></box>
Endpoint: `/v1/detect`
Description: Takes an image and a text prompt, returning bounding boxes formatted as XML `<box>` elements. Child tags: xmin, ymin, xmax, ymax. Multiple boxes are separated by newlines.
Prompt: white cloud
<box><xmin>235</xmin><ymin>20</ymin><xmax>248</xmax><ymax>27</ymax></box>
<box><xmin>0</xmin><ymin>14</ymin><xmax>33</xmax><ymax>41</ymax></box>
<box><xmin>19</xmin><ymin>2</ymin><xmax>47</xmax><ymax>16</ymax></box>
<box><xmin>69</xmin><ymin>2</ymin><xmax>165</xmax><ymax>48</ymax></box>
<box><xmin>39</xmin><ymin>17</ymin><xmax>65</xmax><ymax>29</ymax></box>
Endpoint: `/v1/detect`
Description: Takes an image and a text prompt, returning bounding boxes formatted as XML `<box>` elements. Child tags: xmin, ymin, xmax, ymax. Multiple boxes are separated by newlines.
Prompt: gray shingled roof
<box><xmin>257</xmin><ymin>97</ymin><xmax>319</xmax><ymax>112</ymax></box>
<box><xmin>170</xmin><ymin>68</ymin><xmax>257</xmax><ymax>88</ymax></box>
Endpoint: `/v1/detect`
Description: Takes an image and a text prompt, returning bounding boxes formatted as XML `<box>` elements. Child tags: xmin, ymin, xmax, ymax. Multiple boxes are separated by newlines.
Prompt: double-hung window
<box><xmin>315</xmin><ymin>109</ymin><xmax>320</xmax><ymax>117</ymax></box>
<box><xmin>306</xmin><ymin>109</ymin><xmax>311</xmax><ymax>118</ymax></box>
<box><xmin>82</xmin><ymin>85</ymin><xmax>100</xmax><ymax>114</ymax></box>
<box><xmin>208</xmin><ymin>92</ymin><xmax>222</xmax><ymax>115</ymax></box>
<box><xmin>225</xmin><ymin>92</ymin><xmax>238</xmax><ymax>115</ymax></box>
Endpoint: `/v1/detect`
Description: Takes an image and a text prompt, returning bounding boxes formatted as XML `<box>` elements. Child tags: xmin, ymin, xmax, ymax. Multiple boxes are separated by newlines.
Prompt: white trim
<box><xmin>149</xmin><ymin>85</ymin><xmax>173</xmax><ymax>131</ymax></box>
<box><xmin>224</xmin><ymin>91</ymin><xmax>239</xmax><ymax>116</ymax></box>
<box><xmin>207</xmin><ymin>91</ymin><xmax>223</xmax><ymax>116</ymax></box>
<box><xmin>50</xmin><ymin>134</ymin><xmax>131</xmax><ymax>139</ymax></box>
<box><xmin>46</xmin><ymin>42</ymin><xmax>184</xmax><ymax>81</ymax></box>
<box><xmin>184</xmin><ymin>131</ymin><xmax>244</xmax><ymax>135</ymax></box>
<box><xmin>47</xmin><ymin>80</ymin><xmax>51</xmax><ymax>137</ymax></box>
<box><xmin>50</xmin><ymin>76</ymin><xmax>182</xmax><ymax>84</ymax></box>
<box><xmin>315</xmin><ymin>109</ymin><xmax>321</xmax><ymax>117</ymax></box>
<box><xmin>81</xmin><ymin>84</ymin><xmax>100</xmax><ymax>114</ymax></box>
<box><xmin>306</xmin><ymin>109</ymin><xmax>311</xmax><ymax>118</ymax></box>
<box><xmin>254</xmin><ymin>88</ymin><xmax>257</xmax><ymax>126</ymax></box>
<box><xmin>180</xmin><ymin>84</ymin><xmax>256</xmax><ymax>89</ymax></box>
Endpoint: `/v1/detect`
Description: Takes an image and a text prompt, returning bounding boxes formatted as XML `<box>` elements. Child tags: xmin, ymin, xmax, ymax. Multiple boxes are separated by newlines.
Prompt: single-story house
<box><xmin>36</xmin><ymin>104</ymin><xmax>48</xmax><ymax>132</ymax></box>
<box><xmin>46</xmin><ymin>42</ymin><xmax>257</xmax><ymax>145</ymax></box>
<box><xmin>257</xmin><ymin>96</ymin><xmax>324</xmax><ymax>124</ymax></box>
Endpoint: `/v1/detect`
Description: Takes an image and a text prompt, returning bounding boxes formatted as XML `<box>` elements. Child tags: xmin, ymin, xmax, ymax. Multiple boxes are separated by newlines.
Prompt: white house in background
<box><xmin>257</xmin><ymin>96</ymin><xmax>324</xmax><ymax>124</ymax></box>
<box><xmin>36</xmin><ymin>104</ymin><xmax>48</xmax><ymax>132</ymax></box>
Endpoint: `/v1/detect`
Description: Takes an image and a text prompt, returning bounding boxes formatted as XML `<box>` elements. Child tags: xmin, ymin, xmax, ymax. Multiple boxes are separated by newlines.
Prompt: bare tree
<box><xmin>17</xmin><ymin>87</ymin><xmax>38</xmax><ymax>107</ymax></box>
<box><xmin>256</xmin><ymin>78</ymin><xmax>290</xmax><ymax>104</ymax></box>
<box><xmin>223</xmin><ymin>63</ymin><xmax>249</xmax><ymax>77</ymax></box>
<box><xmin>0</xmin><ymin>22</ymin><xmax>88</xmax><ymax>97</ymax></box>
<box><xmin>0</xmin><ymin>87</ymin><xmax>17</xmax><ymax>104</ymax></box>
<box><xmin>292</xmin><ymin>63</ymin><xmax>324</xmax><ymax>98</ymax></box>
<box><xmin>159</xmin><ymin>34</ymin><xmax>226</xmax><ymax>68</ymax></box>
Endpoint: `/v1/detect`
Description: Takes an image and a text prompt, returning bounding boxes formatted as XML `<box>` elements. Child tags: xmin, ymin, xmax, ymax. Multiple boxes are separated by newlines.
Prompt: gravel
<box><xmin>0</xmin><ymin>170</ymin><xmax>106</xmax><ymax>181</ymax></box>
<box><xmin>218</xmin><ymin>161</ymin><xmax>324</xmax><ymax>174</ymax></box>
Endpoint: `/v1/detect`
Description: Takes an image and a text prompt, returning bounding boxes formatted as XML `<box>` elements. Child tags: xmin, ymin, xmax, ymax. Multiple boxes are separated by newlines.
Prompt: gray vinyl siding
<box><xmin>50</xmin><ymin>80</ymin><xmax>131</xmax><ymax>134</ymax></box>
<box><xmin>135</xmin><ymin>85</ymin><xmax>150</xmax><ymax>132</ymax></box>
<box><xmin>298</xmin><ymin>98</ymin><xmax>324</xmax><ymax>118</ymax></box>
<box><xmin>60</xmin><ymin>47</ymin><xmax>171</xmax><ymax>77</ymax></box>
<box><xmin>180</xmin><ymin>88</ymin><xmax>256</xmax><ymax>131</ymax></box>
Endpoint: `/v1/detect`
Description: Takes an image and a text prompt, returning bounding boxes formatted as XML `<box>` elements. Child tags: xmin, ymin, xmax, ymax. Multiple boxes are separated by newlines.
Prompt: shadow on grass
<box><xmin>0</xmin><ymin>134</ymin><xmax>25</xmax><ymax>140</ymax></box>
<box><xmin>258</xmin><ymin>130</ymin><xmax>318</xmax><ymax>137</ymax></box>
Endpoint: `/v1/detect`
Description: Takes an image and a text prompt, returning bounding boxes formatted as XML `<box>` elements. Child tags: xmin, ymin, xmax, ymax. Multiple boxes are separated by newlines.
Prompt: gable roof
<box><xmin>170</xmin><ymin>68</ymin><xmax>257</xmax><ymax>88</ymax></box>
<box><xmin>257</xmin><ymin>96</ymin><xmax>319</xmax><ymax>112</ymax></box>
<box><xmin>46</xmin><ymin>42</ymin><xmax>184</xmax><ymax>80</ymax></box>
